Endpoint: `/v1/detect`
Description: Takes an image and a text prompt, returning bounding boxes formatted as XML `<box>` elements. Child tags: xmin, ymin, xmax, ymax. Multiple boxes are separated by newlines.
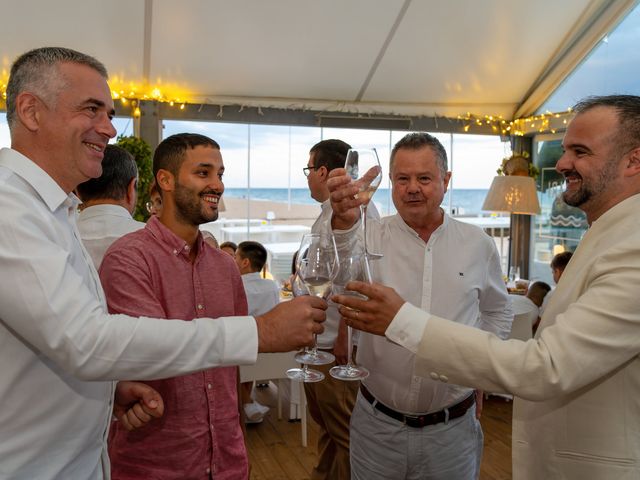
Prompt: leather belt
<box><xmin>359</xmin><ymin>384</ymin><xmax>475</xmax><ymax>428</ymax></box>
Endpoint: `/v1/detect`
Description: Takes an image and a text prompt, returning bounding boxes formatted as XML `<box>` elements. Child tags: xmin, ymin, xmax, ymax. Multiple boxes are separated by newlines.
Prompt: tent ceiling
<box><xmin>1</xmin><ymin>0</ymin><xmax>636</xmax><ymax>121</ymax></box>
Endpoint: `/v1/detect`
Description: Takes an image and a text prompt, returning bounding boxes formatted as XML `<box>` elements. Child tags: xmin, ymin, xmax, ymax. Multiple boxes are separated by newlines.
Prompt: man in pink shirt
<box><xmin>100</xmin><ymin>133</ymin><xmax>249</xmax><ymax>479</ymax></box>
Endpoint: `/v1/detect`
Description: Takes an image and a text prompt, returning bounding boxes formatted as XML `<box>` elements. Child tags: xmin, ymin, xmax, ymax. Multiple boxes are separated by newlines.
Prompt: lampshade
<box><xmin>482</xmin><ymin>176</ymin><xmax>540</xmax><ymax>215</ymax></box>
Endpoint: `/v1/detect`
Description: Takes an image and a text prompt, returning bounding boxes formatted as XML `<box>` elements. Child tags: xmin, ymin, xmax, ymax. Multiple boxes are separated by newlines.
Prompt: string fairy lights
<box><xmin>0</xmin><ymin>71</ymin><xmax>574</xmax><ymax>136</ymax></box>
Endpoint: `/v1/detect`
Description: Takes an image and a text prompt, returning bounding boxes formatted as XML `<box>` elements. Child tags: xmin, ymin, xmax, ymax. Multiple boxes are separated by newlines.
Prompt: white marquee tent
<box><xmin>1</xmin><ymin>0</ymin><xmax>637</xmax><ymax>125</ymax></box>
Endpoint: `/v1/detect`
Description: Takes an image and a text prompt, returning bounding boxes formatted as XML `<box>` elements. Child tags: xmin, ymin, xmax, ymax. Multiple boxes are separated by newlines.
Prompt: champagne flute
<box><xmin>344</xmin><ymin>149</ymin><xmax>383</xmax><ymax>260</ymax></box>
<box><xmin>329</xmin><ymin>250</ymin><xmax>370</xmax><ymax>381</ymax></box>
<box><xmin>286</xmin><ymin>233</ymin><xmax>337</xmax><ymax>382</ymax></box>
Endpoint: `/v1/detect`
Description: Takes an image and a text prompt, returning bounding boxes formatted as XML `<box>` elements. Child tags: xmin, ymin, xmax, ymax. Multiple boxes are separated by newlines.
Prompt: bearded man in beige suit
<box><xmin>330</xmin><ymin>94</ymin><xmax>640</xmax><ymax>479</ymax></box>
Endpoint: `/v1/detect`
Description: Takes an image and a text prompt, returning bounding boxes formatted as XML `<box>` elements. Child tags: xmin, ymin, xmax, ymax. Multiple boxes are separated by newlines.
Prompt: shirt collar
<box><xmin>79</xmin><ymin>204</ymin><xmax>134</xmax><ymax>220</ymax></box>
<box><xmin>243</xmin><ymin>272</ymin><xmax>263</xmax><ymax>281</ymax></box>
<box><xmin>145</xmin><ymin>215</ymin><xmax>206</xmax><ymax>259</ymax></box>
<box><xmin>0</xmin><ymin>147</ymin><xmax>71</xmax><ymax>212</ymax></box>
<box><xmin>393</xmin><ymin>207</ymin><xmax>448</xmax><ymax>239</ymax></box>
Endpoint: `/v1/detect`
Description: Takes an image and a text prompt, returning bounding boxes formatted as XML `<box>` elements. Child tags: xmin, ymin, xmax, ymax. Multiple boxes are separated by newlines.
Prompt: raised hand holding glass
<box><xmin>344</xmin><ymin>149</ymin><xmax>383</xmax><ymax>260</ymax></box>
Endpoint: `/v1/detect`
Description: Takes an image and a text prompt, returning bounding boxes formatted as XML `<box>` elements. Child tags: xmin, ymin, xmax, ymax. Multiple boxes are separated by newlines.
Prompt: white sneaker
<box><xmin>244</xmin><ymin>402</ymin><xmax>269</xmax><ymax>423</ymax></box>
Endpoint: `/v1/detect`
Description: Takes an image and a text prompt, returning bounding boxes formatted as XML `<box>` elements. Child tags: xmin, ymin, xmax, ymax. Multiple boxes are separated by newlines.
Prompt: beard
<box><xmin>173</xmin><ymin>181</ymin><xmax>219</xmax><ymax>226</ymax></box>
<box><xmin>562</xmin><ymin>159</ymin><xmax>618</xmax><ymax>208</ymax></box>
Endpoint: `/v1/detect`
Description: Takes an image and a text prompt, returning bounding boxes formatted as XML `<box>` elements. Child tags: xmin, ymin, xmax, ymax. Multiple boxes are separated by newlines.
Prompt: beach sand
<box><xmin>220</xmin><ymin>196</ymin><xmax>321</xmax><ymax>227</ymax></box>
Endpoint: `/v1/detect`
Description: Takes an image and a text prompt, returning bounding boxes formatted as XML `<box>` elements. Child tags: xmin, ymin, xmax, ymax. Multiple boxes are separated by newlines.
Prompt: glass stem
<box><xmin>310</xmin><ymin>334</ymin><xmax>319</xmax><ymax>356</ymax></box>
<box><xmin>361</xmin><ymin>205</ymin><xmax>368</xmax><ymax>257</ymax></box>
<box><xmin>346</xmin><ymin>325</ymin><xmax>354</xmax><ymax>368</ymax></box>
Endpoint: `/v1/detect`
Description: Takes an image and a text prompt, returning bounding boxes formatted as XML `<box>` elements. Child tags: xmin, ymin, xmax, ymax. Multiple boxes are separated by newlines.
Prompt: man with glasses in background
<box><xmin>303</xmin><ymin>139</ymin><xmax>380</xmax><ymax>480</ymax></box>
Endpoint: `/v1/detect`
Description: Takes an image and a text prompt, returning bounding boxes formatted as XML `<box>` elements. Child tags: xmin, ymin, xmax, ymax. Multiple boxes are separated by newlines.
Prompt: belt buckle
<box><xmin>403</xmin><ymin>414</ymin><xmax>426</xmax><ymax>428</ymax></box>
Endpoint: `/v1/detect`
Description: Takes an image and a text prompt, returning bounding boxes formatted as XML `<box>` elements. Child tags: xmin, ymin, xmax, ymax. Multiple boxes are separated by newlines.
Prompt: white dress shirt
<box><xmin>0</xmin><ymin>148</ymin><xmax>258</xmax><ymax>480</ymax></box>
<box><xmin>77</xmin><ymin>204</ymin><xmax>145</xmax><ymax>268</ymax></box>
<box><xmin>511</xmin><ymin>294</ymin><xmax>539</xmax><ymax>317</ymax></box>
<box><xmin>335</xmin><ymin>211</ymin><xmax>512</xmax><ymax>414</ymax></box>
<box><xmin>242</xmin><ymin>272</ymin><xmax>280</xmax><ymax>316</ymax></box>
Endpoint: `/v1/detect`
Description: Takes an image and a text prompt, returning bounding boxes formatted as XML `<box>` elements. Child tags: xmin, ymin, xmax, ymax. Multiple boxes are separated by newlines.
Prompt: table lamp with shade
<box><xmin>482</xmin><ymin>155</ymin><xmax>540</xmax><ymax>279</ymax></box>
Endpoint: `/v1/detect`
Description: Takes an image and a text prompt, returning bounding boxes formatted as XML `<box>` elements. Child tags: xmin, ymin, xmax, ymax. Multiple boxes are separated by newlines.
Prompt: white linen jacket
<box><xmin>398</xmin><ymin>193</ymin><xmax>640</xmax><ymax>479</ymax></box>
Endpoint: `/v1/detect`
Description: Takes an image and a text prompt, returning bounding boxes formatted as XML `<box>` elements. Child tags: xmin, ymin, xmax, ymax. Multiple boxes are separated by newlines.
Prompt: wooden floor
<box><xmin>245</xmin><ymin>384</ymin><xmax>513</xmax><ymax>480</ymax></box>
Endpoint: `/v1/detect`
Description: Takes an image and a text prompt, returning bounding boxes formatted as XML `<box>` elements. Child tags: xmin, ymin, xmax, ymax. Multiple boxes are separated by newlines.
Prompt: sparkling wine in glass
<box><xmin>345</xmin><ymin>149</ymin><xmax>383</xmax><ymax>260</ymax></box>
<box><xmin>329</xmin><ymin>250</ymin><xmax>370</xmax><ymax>381</ymax></box>
<box><xmin>286</xmin><ymin>233</ymin><xmax>337</xmax><ymax>382</ymax></box>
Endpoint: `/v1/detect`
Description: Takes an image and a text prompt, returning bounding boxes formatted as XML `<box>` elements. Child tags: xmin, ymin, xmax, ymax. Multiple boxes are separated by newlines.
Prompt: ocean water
<box><xmin>224</xmin><ymin>188</ymin><xmax>489</xmax><ymax>216</ymax></box>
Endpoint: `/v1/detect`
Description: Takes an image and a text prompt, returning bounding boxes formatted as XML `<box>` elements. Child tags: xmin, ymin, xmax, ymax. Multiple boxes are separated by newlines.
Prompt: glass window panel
<box><xmin>450</xmin><ymin>133</ymin><xmax>509</xmax><ymax>216</ymax></box>
<box><xmin>111</xmin><ymin>116</ymin><xmax>134</xmax><ymax>141</ymax></box>
<box><xmin>530</xmin><ymin>134</ymin><xmax>587</xmax><ymax>284</ymax></box>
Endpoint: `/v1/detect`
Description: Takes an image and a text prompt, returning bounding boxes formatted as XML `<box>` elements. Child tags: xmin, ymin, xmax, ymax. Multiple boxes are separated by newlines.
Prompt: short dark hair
<box><xmin>529</xmin><ymin>281</ymin><xmax>551</xmax><ymax>295</ymax></box>
<box><xmin>390</xmin><ymin>133</ymin><xmax>448</xmax><ymax>176</ymax></box>
<box><xmin>573</xmin><ymin>95</ymin><xmax>640</xmax><ymax>156</ymax></box>
<box><xmin>309</xmin><ymin>139</ymin><xmax>352</xmax><ymax>171</ymax></box>
<box><xmin>220</xmin><ymin>241</ymin><xmax>238</xmax><ymax>253</ymax></box>
<box><xmin>237</xmin><ymin>241</ymin><xmax>268</xmax><ymax>272</ymax></box>
<box><xmin>153</xmin><ymin>133</ymin><xmax>220</xmax><ymax>178</ymax></box>
<box><xmin>6</xmin><ymin>47</ymin><xmax>108</xmax><ymax>129</ymax></box>
<box><xmin>76</xmin><ymin>145</ymin><xmax>137</xmax><ymax>202</ymax></box>
<box><xmin>551</xmin><ymin>251</ymin><xmax>573</xmax><ymax>270</ymax></box>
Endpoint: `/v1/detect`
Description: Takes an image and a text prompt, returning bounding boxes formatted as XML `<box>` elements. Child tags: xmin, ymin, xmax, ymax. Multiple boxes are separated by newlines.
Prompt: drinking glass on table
<box><xmin>344</xmin><ymin>148</ymin><xmax>383</xmax><ymax>260</ymax></box>
<box><xmin>330</xmin><ymin>250</ymin><xmax>370</xmax><ymax>381</ymax></box>
<box><xmin>286</xmin><ymin>233</ymin><xmax>338</xmax><ymax>383</ymax></box>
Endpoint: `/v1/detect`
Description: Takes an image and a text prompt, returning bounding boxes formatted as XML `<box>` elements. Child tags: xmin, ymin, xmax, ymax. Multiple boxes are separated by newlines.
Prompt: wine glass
<box><xmin>330</xmin><ymin>249</ymin><xmax>370</xmax><ymax>381</ymax></box>
<box><xmin>286</xmin><ymin>233</ymin><xmax>338</xmax><ymax>382</ymax></box>
<box><xmin>345</xmin><ymin>149</ymin><xmax>383</xmax><ymax>259</ymax></box>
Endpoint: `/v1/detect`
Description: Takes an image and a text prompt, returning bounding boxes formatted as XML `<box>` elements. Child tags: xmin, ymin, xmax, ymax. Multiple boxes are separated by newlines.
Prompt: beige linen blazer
<box><xmin>411</xmin><ymin>193</ymin><xmax>640</xmax><ymax>479</ymax></box>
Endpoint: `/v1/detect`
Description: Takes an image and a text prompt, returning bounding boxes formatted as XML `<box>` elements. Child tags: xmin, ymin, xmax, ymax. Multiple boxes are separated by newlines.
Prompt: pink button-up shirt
<box><xmin>100</xmin><ymin>217</ymin><xmax>249</xmax><ymax>480</ymax></box>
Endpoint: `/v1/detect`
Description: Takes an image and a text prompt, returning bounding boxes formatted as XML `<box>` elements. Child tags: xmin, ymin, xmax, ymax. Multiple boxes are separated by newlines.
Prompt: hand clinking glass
<box><xmin>329</xmin><ymin>249</ymin><xmax>370</xmax><ymax>381</ymax></box>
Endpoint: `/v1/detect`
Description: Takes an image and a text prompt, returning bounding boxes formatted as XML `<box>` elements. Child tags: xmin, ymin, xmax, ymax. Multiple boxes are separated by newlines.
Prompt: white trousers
<box><xmin>350</xmin><ymin>392</ymin><xmax>484</xmax><ymax>480</ymax></box>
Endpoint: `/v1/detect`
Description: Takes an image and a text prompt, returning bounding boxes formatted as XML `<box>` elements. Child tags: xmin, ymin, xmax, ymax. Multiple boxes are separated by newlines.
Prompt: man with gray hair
<box><xmin>326</xmin><ymin>132</ymin><xmax>512</xmax><ymax>479</ymax></box>
<box><xmin>0</xmin><ymin>46</ymin><xmax>326</xmax><ymax>479</ymax></box>
<box><xmin>76</xmin><ymin>144</ymin><xmax>145</xmax><ymax>268</ymax></box>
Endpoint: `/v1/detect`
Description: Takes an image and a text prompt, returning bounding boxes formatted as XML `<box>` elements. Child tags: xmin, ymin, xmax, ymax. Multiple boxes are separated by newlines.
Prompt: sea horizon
<box><xmin>223</xmin><ymin>188</ymin><xmax>490</xmax><ymax>216</ymax></box>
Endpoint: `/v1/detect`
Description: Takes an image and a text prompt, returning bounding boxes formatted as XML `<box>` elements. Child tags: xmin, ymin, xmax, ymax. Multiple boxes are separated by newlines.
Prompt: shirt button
<box><xmin>439</xmin><ymin>375</ymin><xmax>449</xmax><ymax>383</ymax></box>
<box><xmin>184</xmin><ymin>245</ymin><xmax>190</xmax><ymax>251</ymax></box>
<box><xmin>206</xmin><ymin>468</ymin><xmax>211</xmax><ymax>474</ymax></box>
<box><xmin>210</xmin><ymin>424</ymin><xmax>214</xmax><ymax>430</ymax></box>
<box><xmin>197</xmin><ymin>304</ymin><xmax>204</xmax><ymax>310</ymax></box>
<box><xmin>430</xmin><ymin>372</ymin><xmax>439</xmax><ymax>380</ymax></box>
<box><xmin>207</xmin><ymin>383</ymin><xmax>212</xmax><ymax>389</ymax></box>
<box><xmin>172</xmin><ymin>249</ymin><xmax>178</xmax><ymax>254</ymax></box>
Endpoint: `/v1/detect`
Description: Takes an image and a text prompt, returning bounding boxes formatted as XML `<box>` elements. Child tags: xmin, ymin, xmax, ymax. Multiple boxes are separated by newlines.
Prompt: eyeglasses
<box><xmin>303</xmin><ymin>166</ymin><xmax>318</xmax><ymax>177</ymax></box>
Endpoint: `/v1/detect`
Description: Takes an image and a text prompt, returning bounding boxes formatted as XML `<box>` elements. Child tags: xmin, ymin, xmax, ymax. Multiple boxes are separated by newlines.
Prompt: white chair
<box><xmin>239</xmin><ymin>352</ymin><xmax>308</xmax><ymax>446</ymax></box>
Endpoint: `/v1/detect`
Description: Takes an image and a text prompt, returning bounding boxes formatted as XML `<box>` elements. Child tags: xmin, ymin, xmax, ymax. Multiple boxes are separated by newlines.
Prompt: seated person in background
<box><xmin>220</xmin><ymin>240</ymin><xmax>238</xmax><ymax>257</ymax></box>
<box><xmin>146</xmin><ymin>181</ymin><xmax>163</xmax><ymax>217</ymax></box>
<box><xmin>539</xmin><ymin>251</ymin><xmax>573</xmax><ymax>317</ymax></box>
<box><xmin>512</xmin><ymin>281</ymin><xmax>551</xmax><ymax>333</ymax></box>
<box><xmin>235</xmin><ymin>240</ymin><xmax>281</xmax><ymax>423</ymax></box>
<box><xmin>76</xmin><ymin>144</ymin><xmax>145</xmax><ymax>268</ymax></box>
